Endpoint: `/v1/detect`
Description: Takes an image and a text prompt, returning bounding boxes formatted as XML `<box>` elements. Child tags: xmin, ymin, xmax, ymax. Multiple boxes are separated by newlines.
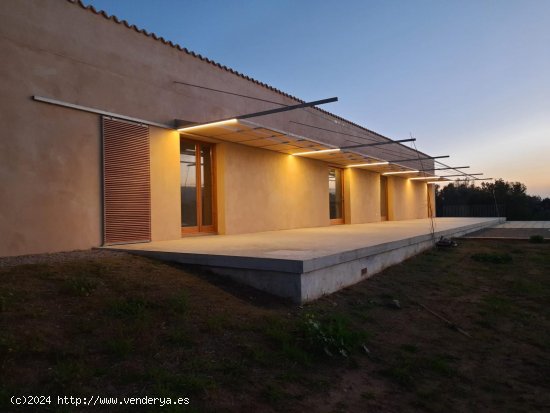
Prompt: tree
<box><xmin>435</xmin><ymin>179</ymin><xmax>550</xmax><ymax>220</ymax></box>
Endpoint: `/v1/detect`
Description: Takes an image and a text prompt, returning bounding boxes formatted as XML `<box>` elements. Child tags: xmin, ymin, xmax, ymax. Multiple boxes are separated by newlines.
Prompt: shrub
<box><xmin>529</xmin><ymin>234</ymin><xmax>544</xmax><ymax>244</ymax></box>
<box><xmin>471</xmin><ymin>252</ymin><xmax>513</xmax><ymax>264</ymax></box>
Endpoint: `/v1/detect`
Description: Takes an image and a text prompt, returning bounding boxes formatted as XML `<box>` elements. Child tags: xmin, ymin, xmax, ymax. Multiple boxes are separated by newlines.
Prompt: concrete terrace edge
<box><xmin>108</xmin><ymin>218</ymin><xmax>503</xmax><ymax>303</ymax></box>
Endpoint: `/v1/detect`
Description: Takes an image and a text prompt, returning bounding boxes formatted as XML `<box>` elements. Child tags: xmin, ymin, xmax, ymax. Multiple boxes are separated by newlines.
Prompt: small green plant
<box><xmin>299</xmin><ymin>313</ymin><xmax>368</xmax><ymax>358</ymax></box>
<box><xmin>529</xmin><ymin>234</ymin><xmax>544</xmax><ymax>244</ymax></box>
<box><xmin>63</xmin><ymin>277</ymin><xmax>97</xmax><ymax>296</ymax></box>
<box><xmin>108</xmin><ymin>297</ymin><xmax>148</xmax><ymax>319</ymax></box>
<box><xmin>471</xmin><ymin>252</ymin><xmax>513</xmax><ymax>264</ymax></box>
<box><xmin>169</xmin><ymin>292</ymin><xmax>189</xmax><ymax>315</ymax></box>
<box><xmin>104</xmin><ymin>337</ymin><xmax>134</xmax><ymax>358</ymax></box>
<box><xmin>165</xmin><ymin>329</ymin><xmax>194</xmax><ymax>348</ymax></box>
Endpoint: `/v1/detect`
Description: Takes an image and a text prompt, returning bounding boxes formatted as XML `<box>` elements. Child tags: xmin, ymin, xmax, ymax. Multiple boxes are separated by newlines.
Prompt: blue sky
<box><xmin>84</xmin><ymin>0</ymin><xmax>550</xmax><ymax>197</ymax></box>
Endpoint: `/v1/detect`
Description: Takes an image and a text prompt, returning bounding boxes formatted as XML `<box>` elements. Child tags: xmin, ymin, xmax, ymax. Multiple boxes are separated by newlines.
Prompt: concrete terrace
<box><xmin>107</xmin><ymin>217</ymin><xmax>502</xmax><ymax>303</ymax></box>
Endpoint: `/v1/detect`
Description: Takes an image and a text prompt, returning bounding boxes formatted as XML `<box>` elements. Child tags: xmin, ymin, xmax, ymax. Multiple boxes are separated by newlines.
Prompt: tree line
<box><xmin>436</xmin><ymin>179</ymin><xmax>550</xmax><ymax>220</ymax></box>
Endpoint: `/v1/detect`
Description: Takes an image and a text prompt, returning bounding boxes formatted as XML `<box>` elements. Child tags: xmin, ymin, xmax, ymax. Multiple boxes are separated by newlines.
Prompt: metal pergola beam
<box><xmin>419</xmin><ymin>166</ymin><xmax>470</xmax><ymax>171</ymax></box>
<box><xmin>440</xmin><ymin>173</ymin><xmax>483</xmax><ymax>178</ymax></box>
<box><xmin>237</xmin><ymin>97</ymin><xmax>338</xmax><ymax>120</ymax></box>
<box><xmin>340</xmin><ymin>138</ymin><xmax>415</xmax><ymax>149</ymax></box>
<box><xmin>389</xmin><ymin>155</ymin><xmax>450</xmax><ymax>163</ymax></box>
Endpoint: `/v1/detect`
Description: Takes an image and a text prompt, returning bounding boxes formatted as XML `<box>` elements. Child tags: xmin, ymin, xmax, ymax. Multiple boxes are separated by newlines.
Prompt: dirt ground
<box><xmin>1</xmin><ymin>239</ymin><xmax>549</xmax><ymax>412</ymax></box>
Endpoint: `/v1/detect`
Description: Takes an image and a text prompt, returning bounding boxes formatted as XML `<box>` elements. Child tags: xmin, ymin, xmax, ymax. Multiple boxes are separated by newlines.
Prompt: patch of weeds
<box><xmin>413</xmin><ymin>386</ymin><xmax>444</xmax><ymax>411</ymax></box>
<box><xmin>300</xmin><ymin>312</ymin><xmax>369</xmax><ymax>358</ymax></box>
<box><xmin>218</xmin><ymin>357</ymin><xmax>248</xmax><ymax>380</ymax></box>
<box><xmin>471</xmin><ymin>252</ymin><xmax>513</xmax><ymax>264</ymax></box>
<box><xmin>104</xmin><ymin>337</ymin><xmax>134</xmax><ymax>358</ymax></box>
<box><xmin>382</xmin><ymin>358</ymin><xmax>416</xmax><ymax>387</ymax></box>
<box><xmin>261</xmin><ymin>383</ymin><xmax>291</xmax><ymax>407</ymax></box>
<box><xmin>529</xmin><ymin>234</ymin><xmax>545</xmax><ymax>244</ymax></box>
<box><xmin>361</xmin><ymin>390</ymin><xmax>376</xmax><ymax>400</ymax></box>
<box><xmin>276</xmin><ymin>369</ymin><xmax>305</xmax><ymax>383</ymax></box>
<box><xmin>0</xmin><ymin>334</ymin><xmax>16</xmax><ymax>356</ymax></box>
<box><xmin>164</xmin><ymin>329</ymin><xmax>194</xmax><ymax>348</ymax></box>
<box><xmin>263</xmin><ymin>318</ymin><xmax>311</xmax><ymax>365</ymax></box>
<box><xmin>149</xmin><ymin>369</ymin><xmax>216</xmax><ymax>397</ymax></box>
<box><xmin>62</xmin><ymin>276</ymin><xmax>97</xmax><ymax>296</ymax></box>
<box><xmin>242</xmin><ymin>344</ymin><xmax>271</xmax><ymax>366</ymax></box>
<box><xmin>108</xmin><ymin>297</ymin><xmax>149</xmax><ymax>319</ymax></box>
<box><xmin>0</xmin><ymin>292</ymin><xmax>9</xmax><ymax>312</ymax></box>
<box><xmin>482</xmin><ymin>295</ymin><xmax>514</xmax><ymax>315</ymax></box>
<box><xmin>168</xmin><ymin>292</ymin><xmax>188</xmax><ymax>315</ymax></box>
<box><xmin>205</xmin><ymin>314</ymin><xmax>230</xmax><ymax>332</ymax></box>
<box><xmin>424</xmin><ymin>355</ymin><xmax>457</xmax><ymax>377</ymax></box>
<box><xmin>510</xmin><ymin>279</ymin><xmax>539</xmax><ymax>294</ymax></box>
<box><xmin>53</xmin><ymin>359</ymin><xmax>88</xmax><ymax>387</ymax></box>
<box><xmin>400</xmin><ymin>344</ymin><xmax>419</xmax><ymax>353</ymax></box>
<box><xmin>27</xmin><ymin>264</ymin><xmax>57</xmax><ymax>279</ymax></box>
<box><xmin>170</xmin><ymin>373</ymin><xmax>217</xmax><ymax>396</ymax></box>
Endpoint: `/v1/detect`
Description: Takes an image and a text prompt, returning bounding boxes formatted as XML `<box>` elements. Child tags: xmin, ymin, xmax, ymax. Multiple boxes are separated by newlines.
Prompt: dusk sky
<box><xmin>84</xmin><ymin>0</ymin><xmax>550</xmax><ymax>197</ymax></box>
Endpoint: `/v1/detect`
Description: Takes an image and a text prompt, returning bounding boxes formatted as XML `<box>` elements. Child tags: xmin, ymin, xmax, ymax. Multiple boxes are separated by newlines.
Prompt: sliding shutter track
<box><xmin>102</xmin><ymin>117</ymin><xmax>151</xmax><ymax>245</ymax></box>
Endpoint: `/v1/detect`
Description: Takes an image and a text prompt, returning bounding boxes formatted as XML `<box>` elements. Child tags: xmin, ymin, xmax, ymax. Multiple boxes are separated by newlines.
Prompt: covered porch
<box><xmin>106</xmin><ymin>217</ymin><xmax>503</xmax><ymax>303</ymax></box>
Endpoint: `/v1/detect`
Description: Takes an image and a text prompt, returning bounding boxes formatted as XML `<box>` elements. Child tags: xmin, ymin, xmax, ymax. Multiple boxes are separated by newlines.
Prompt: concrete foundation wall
<box><xmin>217</xmin><ymin>142</ymin><xmax>329</xmax><ymax>234</ymax></box>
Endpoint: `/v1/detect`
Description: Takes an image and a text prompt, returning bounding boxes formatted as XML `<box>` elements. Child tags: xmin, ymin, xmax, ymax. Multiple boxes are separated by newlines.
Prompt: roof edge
<box><xmin>69</xmin><ymin>0</ymin><xmax>430</xmax><ymax>158</ymax></box>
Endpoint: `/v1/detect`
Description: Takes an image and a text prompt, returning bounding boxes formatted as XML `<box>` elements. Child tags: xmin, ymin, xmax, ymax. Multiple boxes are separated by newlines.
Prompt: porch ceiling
<box><xmin>179</xmin><ymin>119</ymin><xmax>440</xmax><ymax>176</ymax></box>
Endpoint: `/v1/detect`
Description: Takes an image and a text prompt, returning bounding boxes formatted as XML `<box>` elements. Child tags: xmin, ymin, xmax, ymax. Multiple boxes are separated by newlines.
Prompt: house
<box><xmin>0</xmin><ymin>0</ymin><xmax>445</xmax><ymax>259</ymax></box>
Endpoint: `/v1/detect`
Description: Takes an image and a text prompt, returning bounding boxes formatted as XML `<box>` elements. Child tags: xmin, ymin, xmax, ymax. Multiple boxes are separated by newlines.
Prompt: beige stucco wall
<box><xmin>150</xmin><ymin>127</ymin><xmax>181</xmax><ymax>241</ymax></box>
<box><xmin>216</xmin><ymin>142</ymin><xmax>329</xmax><ymax>234</ymax></box>
<box><xmin>428</xmin><ymin>184</ymin><xmax>436</xmax><ymax>217</ymax></box>
<box><xmin>387</xmin><ymin>177</ymin><xmax>429</xmax><ymax>220</ymax></box>
<box><xmin>0</xmin><ymin>102</ymin><xmax>102</xmax><ymax>257</ymax></box>
<box><xmin>344</xmin><ymin>169</ymin><xmax>381</xmax><ymax>224</ymax></box>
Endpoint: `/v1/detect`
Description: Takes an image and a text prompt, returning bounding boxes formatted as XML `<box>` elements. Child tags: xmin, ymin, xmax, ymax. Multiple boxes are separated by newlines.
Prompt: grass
<box><xmin>471</xmin><ymin>252</ymin><xmax>513</xmax><ymax>264</ymax></box>
<box><xmin>529</xmin><ymin>234</ymin><xmax>545</xmax><ymax>243</ymax></box>
<box><xmin>1</xmin><ymin>240</ymin><xmax>549</xmax><ymax>412</ymax></box>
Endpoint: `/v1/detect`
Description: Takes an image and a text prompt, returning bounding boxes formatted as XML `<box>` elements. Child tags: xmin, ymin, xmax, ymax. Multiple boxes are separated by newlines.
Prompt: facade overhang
<box><xmin>178</xmin><ymin>119</ymin><xmax>437</xmax><ymax>176</ymax></box>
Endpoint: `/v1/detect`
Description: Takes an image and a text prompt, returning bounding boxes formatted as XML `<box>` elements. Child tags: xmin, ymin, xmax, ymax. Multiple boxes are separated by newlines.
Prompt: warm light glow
<box><xmin>347</xmin><ymin>161</ymin><xmax>389</xmax><ymax>168</ymax></box>
<box><xmin>178</xmin><ymin>118</ymin><xmax>238</xmax><ymax>132</ymax></box>
<box><xmin>383</xmin><ymin>170</ymin><xmax>419</xmax><ymax>175</ymax></box>
<box><xmin>292</xmin><ymin>148</ymin><xmax>340</xmax><ymax>156</ymax></box>
<box><xmin>410</xmin><ymin>176</ymin><xmax>437</xmax><ymax>180</ymax></box>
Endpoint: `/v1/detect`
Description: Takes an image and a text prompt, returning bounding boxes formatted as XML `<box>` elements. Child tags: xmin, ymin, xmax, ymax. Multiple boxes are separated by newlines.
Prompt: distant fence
<box><xmin>436</xmin><ymin>204</ymin><xmax>505</xmax><ymax>218</ymax></box>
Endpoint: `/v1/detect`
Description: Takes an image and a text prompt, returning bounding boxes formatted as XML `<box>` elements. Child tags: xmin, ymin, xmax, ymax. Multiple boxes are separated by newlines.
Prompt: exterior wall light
<box><xmin>178</xmin><ymin>118</ymin><xmax>238</xmax><ymax>132</ymax></box>
<box><xmin>347</xmin><ymin>161</ymin><xmax>389</xmax><ymax>167</ymax></box>
<box><xmin>409</xmin><ymin>176</ymin><xmax>437</xmax><ymax>180</ymax></box>
<box><xmin>292</xmin><ymin>148</ymin><xmax>340</xmax><ymax>156</ymax></box>
<box><xmin>383</xmin><ymin>170</ymin><xmax>419</xmax><ymax>175</ymax></box>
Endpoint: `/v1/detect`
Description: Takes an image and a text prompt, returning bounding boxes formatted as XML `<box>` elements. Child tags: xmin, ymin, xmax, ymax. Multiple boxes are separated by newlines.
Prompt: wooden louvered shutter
<box><xmin>102</xmin><ymin>117</ymin><xmax>151</xmax><ymax>245</ymax></box>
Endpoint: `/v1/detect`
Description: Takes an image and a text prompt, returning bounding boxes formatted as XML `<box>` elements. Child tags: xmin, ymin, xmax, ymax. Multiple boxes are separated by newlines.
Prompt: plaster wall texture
<box><xmin>150</xmin><ymin>127</ymin><xmax>181</xmax><ymax>241</ymax></box>
<box><xmin>0</xmin><ymin>0</ymin><xmax>434</xmax><ymax>256</ymax></box>
<box><xmin>217</xmin><ymin>142</ymin><xmax>330</xmax><ymax>234</ymax></box>
<box><xmin>387</xmin><ymin>177</ymin><xmax>429</xmax><ymax>220</ymax></box>
<box><xmin>345</xmin><ymin>168</ymin><xmax>381</xmax><ymax>224</ymax></box>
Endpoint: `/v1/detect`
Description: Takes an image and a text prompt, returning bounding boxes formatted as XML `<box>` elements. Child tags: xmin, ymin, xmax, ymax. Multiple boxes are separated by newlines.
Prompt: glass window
<box><xmin>200</xmin><ymin>145</ymin><xmax>213</xmax><ymax>226</ymax></box>
<box><xmin>180</xmin><ymin>141</ymin><xmax>197</xmax><ymax>227</ymax></box>
<box><xmin>180</xmin><ymin>138</ymin><xmax>215</xmax><ymax>232</ymax></box>
<box><xmin>329</xmin><ymin>167</ymin><xmax>344</xmax><ymax>221</ymax></box>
